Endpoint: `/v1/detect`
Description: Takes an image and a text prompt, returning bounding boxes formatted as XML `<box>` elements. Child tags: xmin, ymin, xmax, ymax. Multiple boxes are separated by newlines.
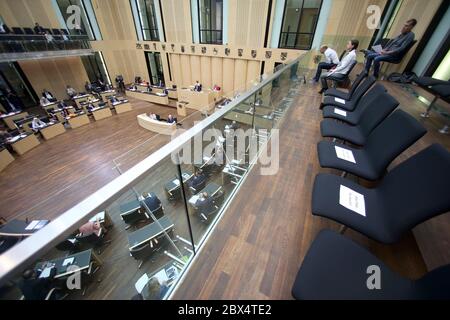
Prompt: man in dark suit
<box><xmin>33</xmin><ymin>22</ymin><xmax>45</xmax><ymax>35</ymax></box>
<box><xmin>42</xmin><ymin>89</ymin><xmax>56</xmax><ymax>102</ymax></box>
<box><xmin>189</xmin><ymin>170</ymin><xmax>206</xmax><ymax>193</ymax></box>
<box><xmin>19</xmin><ymin>267</ymin><xmax>56</xmax><ymax>300</ymax></box>
<box><xmin>195</xmin><ymin>192</ymin><xmax>216</xmax><ymax>219</ymax></box>
<box><xmin>141</xmin><ymin>192</ymin><xmax>162</xmax><ymax>213</ymax></box>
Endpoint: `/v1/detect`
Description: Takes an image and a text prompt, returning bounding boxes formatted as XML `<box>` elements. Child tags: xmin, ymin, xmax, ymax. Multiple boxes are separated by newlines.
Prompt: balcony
<box><xmin>0</xmin><ymin>33</ymin><xmax>94</xmax><ymax>62</ymax></box>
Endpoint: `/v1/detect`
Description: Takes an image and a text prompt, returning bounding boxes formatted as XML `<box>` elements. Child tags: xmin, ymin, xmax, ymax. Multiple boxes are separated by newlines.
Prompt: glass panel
<box><xmin>137</xmin><ymin>0</ymin><xmax>159</xmax><ymax>41</ymax></box>
<box><xmin>0</xmin><ymin>63</ymin><xmax>36</xmax><ymax>108</ymax></box>
<box><xmin>198</xmin><ymin>0</ymin><xmax>223</xmax><ymax>44</ymax></box>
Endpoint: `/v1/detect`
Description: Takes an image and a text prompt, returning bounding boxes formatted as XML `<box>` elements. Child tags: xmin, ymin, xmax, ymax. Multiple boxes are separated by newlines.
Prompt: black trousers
<box><xmin>320</xmin><ymin>73</ymin><xmax>346</xmax><ymax>91</ymax></box>
<box><xmin>314</xmin><ymin>62</ymin><xmax>337</xmax><ymax>81</ymax></box>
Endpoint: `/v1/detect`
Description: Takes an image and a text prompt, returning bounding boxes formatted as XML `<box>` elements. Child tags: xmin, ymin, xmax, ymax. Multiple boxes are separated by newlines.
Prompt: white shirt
<box><xmin>32</xmin><ymin>118</ymin><xmax>46</xmax><ymax>131</ymax></box>
<box><xmin>324</xmin><ymin>48</ymin><xmax>340</xmax><ymax>65</ymax></box>
<box><xmin>329</xmin><ymin>50</ymin><xmax>356</xmax><ymax>75</ymax></box>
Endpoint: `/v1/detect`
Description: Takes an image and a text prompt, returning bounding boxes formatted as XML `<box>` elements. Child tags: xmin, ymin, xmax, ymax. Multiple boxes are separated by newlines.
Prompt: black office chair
<box><xmin>320</xmin><ymin>92</ymin><xmax>399</xmax><ymax>146</ymax></box>
<box><xmin>12</xmin><ymin>27</ymin><xmax>24</xmax><ymax>35</ymax></box>
<box><xmin>130</xmin><ymin>233</ymin><xmax>169</xmax><ymax>269</ymax></box>
<box><xmin>318</xmin><ymin>110</ymin><xmax>427</xmax><ymax>181</ymax></box>
<box><xmin>120</xmin><ymin>206</ymin><xmax>149</xmax><ymax>229</ymax></box>
<box><xmin>55</xmin><ymin>239</ymin><xmax>79</xmax><ymax>254</ymax></box>
<box><xmin>312</xmin><ymin>144</ymin><xmax>450</xmax><ymax>244</ymax></box>
<box><xmin>292</xmin><ymin>230</ymin><xmax>450</xmax><ymax>300</ymax></box>
<box><xmin>320</xmin><ymin>76</ymin><xmax>377</xmax><ymax>110</ymax></box>
<box><xmin>0</xmin><ymin>237</ymin><xmax>19</xmax><ymax>254</ymax></box>
<box><xmin>383</xmin><ymin>40</ymin><xmax>417</xmax><ymax>78</ymax></box>
<box><xmin>75</xmin><ymin>231</ymin><xmax>111</xmax><ymax>255</ymax></box>
<box><xmin>189</xmin><ymin>179</ymin><xmax>207</xmax><ymax>195</ymax></box>
<box><xmin>329</xmin><ymin>60</ymin><xmax>358</xmax><ymax>89</ymax></box>
<box><xmin>323</xmin><ymin>71</ymin><xmax>367</xmax><ymax>100</ymax></box>
<box><xmin>322</xmin><ymin>84</ymin><xmax>388</xmax><ymax>124</ymax></box>
<box><xmin>147</xmin><ymin>203</ymin><xmax>165</xmax><ymax>222</ymax></box>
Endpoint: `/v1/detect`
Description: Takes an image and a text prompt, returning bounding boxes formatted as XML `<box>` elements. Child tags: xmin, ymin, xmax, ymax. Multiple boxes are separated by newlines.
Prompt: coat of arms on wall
<box><xmin>153</xmin><ymin>43</ymin><xmax>157</xmax><ymax>50</ymax></box>
<box><xmin>144</xmin><ymin>44</ymin><xmax>150</xmax><ymax>50</ymax></box>
<box><xmin>213</xmin><ymin>48</ymin><xmax>218</xmax><ymax>55</ymax></box>
<box><xmin>265</xmin><ymin>51</ymin><xmax>272</xmax><ymax>59</ymax></box>
<box><xmin>281</xmin><ymin>52</ymin><xmax>287</xmax><ymax>61</ymax></box>
<box><xmin>136</xmin><ymin>43</ymin><xmax>142</xmax><ymax>49</ymax></box>
<box><xmin>225</xmin><ymin>48</ymin><xmax>230</xmax><ymax>56</ymax></box>
<box><xmin>251</xmin><ymin>50</ymin><xmax>257</xmax><ymax>58</ymax></box>
<box><xmin>162</xmin><ymin>44</ymin><xmax>166</xmax><ymax>51</ymax></box>
<box><xmin>171</xmin><ymin>44</ymin><xmax>175</xmax><ymax>51</ymax></box>
<box><xmin>181</xmin><ymin>45</ymin><xmax>185</xmax><ymax>53</ymax></box>
<box><xmin>238</xmin><ymin>49</ymin><xmax>243</xmax><ymax>57</ymax></box>
<box><xmin>190</xmin><ymin>46</ymin><xmax>195</xmax><ymax>53</ymax></box>
<box><xmin>201</xmin><ymin>47</ymin><xmax>207</xmax><ymax>54</ymax></box>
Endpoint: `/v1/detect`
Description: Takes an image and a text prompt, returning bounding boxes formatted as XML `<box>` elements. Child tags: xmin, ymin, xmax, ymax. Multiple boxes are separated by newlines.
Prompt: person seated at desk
<box><xmin>225</xmin><ymin>121</ymin><xmax>238</xmax><ymax>131</ymax></box>
<box><xmin>78</xmin><ymin>216</ymin><xmax>105</xmax><ymax>237</ymax></box>
<box><xmin>42</xmin><ymin>89</ymin><xmax>56</xmax><ymax>103</ymax></box>
<box><xmin>194</xmin><ymin>81</ymin><xmax>202</xmax><ymax>92</ymax></box>
<box><xmin>163</xmin><ymin>88</ymin><xmax>169</xmax><ymax>95</ymax></box>
<box><xmin>146</xmin><ymin>86</ymin><xmax>152</xmax><ymax>93</ymax></box>
<box><xmin>19</xmin><ymin>267</ymin><xmax>56</xmax><ymax>300</ymax></box>
<box><xmin>85</xmin><ymin>81</ymin><xmax>93</xmax><ymax>93</ymax></box>
<box><xmin>148</xmin><ymin>113</ymin><xmax>160</xmax><ymax>121</ymax></box>
<box><xmin>40</xmin><ymin>96</ymin><xmax>51</xmax><ymax>107</ymax></box>
<box><xmin>132</xmin><ymin>277</ymin><xmax>169</xmax><ymax>300</ymax></box>
<box><xmin>195</xmin><ymin>192</ymin><xmax>215</xmax><ymax>212</ymax></box>
<box><xmin>0</xmin><ymin>129</ymin><xmax>12</xmax><ymax>147</ymax></box>
<box><xmin>189</xmin><ymin>170</ymin><xmax>206</xmax><ymax>191</ymax></box>
<box><xmin>213</xmin><ymin>84</ymin><xmax>221</xmax><ymax>91</ymax></box>
<box><xmin>245</xmin><ymin>104</ymin><xmax>255</xmax><ymax>114</ymax></box>
<box><xmin>110</xmin><ymin>96</ymin><xmax>119</xmax><ymax>104</ymax></box>
<box><xmin>135</xmin><ymin>76</ymin><xmax>142</xmax><ymax>84</ymax></box>
<box><xmin>66</xmin><ymin>85</ymin><xmax>77</xmax><ymax>98</ymax></box>
<box><xmin>142</xmin><ymin>192</ymin><xmax>162</xmax><ymax>213</ymax></box>
<box><xmin>167</xmin><ymin>114</ymin><xmax>176</xmax><ymax>124</ymax></box>
<box><xmin>31</xmin><ymin>117</ymin><xmax>47</xmax><ymax>132</ymax></box>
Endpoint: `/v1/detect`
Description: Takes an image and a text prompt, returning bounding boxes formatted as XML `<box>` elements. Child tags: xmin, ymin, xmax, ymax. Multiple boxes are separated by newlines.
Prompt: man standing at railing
<box><xmin>33</xmin><ymin>22</ymin><xmax>45</xmax><ymax>35</ymax></box>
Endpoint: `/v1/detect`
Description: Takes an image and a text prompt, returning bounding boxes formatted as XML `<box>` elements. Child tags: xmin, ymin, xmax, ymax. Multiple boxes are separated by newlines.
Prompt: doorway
<box><xmin>0</xmin><ymin>62</ymin><xmax>37</xmax><ymax>109</ymax></box>
<box><xmin>145</xmin><ymin>52</ymin><xmax>165</xmax><ymax>86</ymax></box>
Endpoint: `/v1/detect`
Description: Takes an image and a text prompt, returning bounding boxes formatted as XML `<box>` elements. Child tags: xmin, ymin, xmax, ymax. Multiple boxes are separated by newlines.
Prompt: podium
<box><xmin>177</xmin><ymin>101</ymin><xmax>188</xmax><ymax>117</ymax></box>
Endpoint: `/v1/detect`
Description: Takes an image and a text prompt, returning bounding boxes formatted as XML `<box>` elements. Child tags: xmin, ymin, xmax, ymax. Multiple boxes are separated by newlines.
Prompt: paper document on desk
<box><xmin>339</xmin><ymin>185</ymin><xmax>366</xmax><ymax>217</ymax></box>
<box><xmin>335</xmin><ymin>146</ymin><xmax>356</xmax><ymax>163</ymax></box>
<box><xmin>173</xmin><ymin>179</ymin><xmax>180</xmax><ymax>186</ymax></box>
<box><xmin>34</xmin><ymin>220</ymin><xmax>47</xmax><ymax>230</ymax></box>
<box><xmin>189</xmin><ymin>195</ymin><xmax>199</xmax><ymax>205</ymax></box>
<box><xmin>25</xmin><ymin>220</ymin><xmax>39</xmax><ymax>230</ymax></box>
<box><xmin>62</xmin><ymin>257</ymin><xmax>74</xmax><ymax>266</ymax></box>
<box><xmin>372</xmin><ymin>45</ymin><xmax>383</xmax><ymax>54</ymax></box>
<box><xmin>153</xmin><ymin>269</ymin><xmax>169</xmax><ymax>284</ymax></box>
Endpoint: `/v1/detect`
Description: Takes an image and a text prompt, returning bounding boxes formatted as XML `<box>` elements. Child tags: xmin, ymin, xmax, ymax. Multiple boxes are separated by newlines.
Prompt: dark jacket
<box><xmin>19</xmin><ymin>268</ymin><xmax>56</xmax><ymax>300</ymax></box>
<box><xmin>385</xmin><ymin>32</ymin><xmax>415</xmax><ymax>57</ymax></box>
<box><xmin>142</xmin><ymin>193</ymin><xmax>161</xmax><ymax>212</ymax></box>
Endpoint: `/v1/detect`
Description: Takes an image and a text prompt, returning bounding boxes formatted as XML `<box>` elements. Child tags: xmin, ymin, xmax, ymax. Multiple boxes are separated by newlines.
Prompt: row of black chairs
<box><xmin>291</xmin><ymin>72</ymin><xmax>450</xmax><ymax>299</ymax></box>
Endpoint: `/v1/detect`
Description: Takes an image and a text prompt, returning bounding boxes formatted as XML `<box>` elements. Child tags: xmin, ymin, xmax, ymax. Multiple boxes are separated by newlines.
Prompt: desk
<box><xmin>127</xmin><ymin>90</ymin><xmax>170</xmax><ymax>105</ymax></box>
<box><xmin>92</xmin><ymin>106</ymin><xmax>113</xmax><ymax>121</ymax></box>
<box><xmin>68</xmin><ymin>113</ymin><xmax>90</xmax><ymax>129</ymax></box>
<box><xmin>222</xmin><ymin>161</ymin><xmax>247</xmax><ymax>185</ymax></box>
<box><xmin>10</xmin><ymin>133</ymin><xmax>40</xmax><ymax>155</ymax></box>
<box><xmin>1</xmin><ymin>111</ymin><xmax>29</xmax><ymax>130</ymax></box>
<box><xmin>79</xmin><ymin>99</ymin><xmax>101</xmax><ymax>113</ymax></box>
<box><xmin>178</xmin><ymin>88</ymin><xmax>219</xmax><ymax>113</ymax></box>
<box><xmin>135</xmin><ymin>83</ymin><xmax>150</xmax><ymax>92</ymax></box>
<box><xmin>164</xmin><ymin>171</ymin><xmax>194</xmax><ymax>196</ymax></box>
<box><xmin>0</xmin><ymin>148</ymin><xmax>14</xmax><ymax>172</ymax></box>
<box><xmin>0</xmin><ymin>219</ymin><xmax>49</xmax><ymax>237</ymax></box>
<box><xmin>100</xmin><ymin>90</ymin><xmax>116</xmax><ymax>100</ymax></box>
<box><xmin>188</xmin><ymin>183</ymin><xmax>222</xmax><ymax>209</ymax></box>
<box><xmin>135</xmin><ymin>262</ymin><xmax>182</xmax><ymax>295</ymax></box>
<box><xmin>137</xmin><ymin>114</ymin><xmax>177</xmax><ymax>135</ymax></box>
<box><xmin>36</xmin><ymin>249</ymin><xmax>101</xmax><ymax>279</ymax></box>
<box><xmin>112</xmin><ymin>101</ymin><xmax>132</xmax><ymax>114</ymax></box>
<box><xmin>73</xmin><ymin>94</ymin><xmax>93</xmax><ymax>109</ymax></box>
<box><xmin>128</xmin><ymin>216</ymin><xmax>174</xmax><ymax>250</ymax></box>
<box><xmin>41</xmin><ymin>101</ymin><xmax>59</xmax><ymax>115</ymax></box>
<box><xmin>40</xmin><ymin>122</ymin><xmax>66</xmax><ymax>140</ymax></box>
<box><xmin>120</xmin><ymin>199</ymin><xmax>141</xmax><ymax>215</ymax></box>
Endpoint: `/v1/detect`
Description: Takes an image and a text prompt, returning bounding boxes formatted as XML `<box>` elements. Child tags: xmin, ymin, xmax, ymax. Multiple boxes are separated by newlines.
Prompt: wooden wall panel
<box><xmin>19</xmin><ymin>57</ymin><xmax>89</xmax><ymax>100</ymax></box>
<box><xmin>228</xmin><ymin>0</ymin><xmax>270</xmax><ymax>47</ymax></box>
<box><xmin>190</xmin><ymin>55</ymin><xmax>202</xmax><ymax>86</ymax></box>
<box><xmin>180</xmin><ymin>54</ymin><xmax>192</xmax><ymax>87</ymax></box>
<box><xmin>200</xmin><ymin>56</ymin><xmax>212</xmax><ymax>89</ymax></box>
<box><xmin>222</xmin><ymin>58</ymin><xmax>235</xmax><ymax>96</ymax></box>
<box><xmin>0</xmin><ymin>0</ymin><xmax>60</xmax><ymax>28</ymax></box>
<box><xmin>160</xmin><ymin>0</ymin><xmax>192</xmax><ymax>43</ymax></box>
<box><xmin>92</xmin><ymin>0</ymin><xmax>137</xmax><ymax>41</ymax></box>
<box><xmin>234</xmin><ymin>59</ymin><xmax>247</xmax><ymax>93</ymax></box>
<box><xmin>170</xmin><ymin>54</ymin><xmax>183</xmax><ymax>88</ymax></box>
<box><xmin>211</xmin><ymin>57</ymin><xmax>223</xmax><ymax>88</ymax></box>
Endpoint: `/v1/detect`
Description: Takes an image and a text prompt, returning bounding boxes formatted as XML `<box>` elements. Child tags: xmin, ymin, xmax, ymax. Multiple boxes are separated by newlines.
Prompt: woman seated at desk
<box><xmin>31</xmin><ymin>117</ymin><xmax>47</xmax><ymax>132</ymax></box>
<box><xmin>40</xmin><ymin>96</ymin><xmax>51</xmax><ymax>107</ymax></box>
<box><xmin>148</xmin><ymin>113</ymin><xmax>160</xmax><ymax>121</ymax></box>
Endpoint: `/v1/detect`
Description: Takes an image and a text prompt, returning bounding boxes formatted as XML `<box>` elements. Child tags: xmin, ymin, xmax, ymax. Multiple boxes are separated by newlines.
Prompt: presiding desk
<box><xmin>128</xmin><ymin>216</ymin><xmax>174</xmax><ymax>250</ymax></box>
<box><xmin>1</xmin><ymin>111</ymin><xmax>29</xmax><ymax>130</ymax></box>
<box><xmin>111</xmin><ymin>100</ymin><xmax>132</xmax><ymax>114</ymax></box>
<box><xmin>150</xmin><ymin>86</ymin><xmax>178</xmax><ymax>100</ymax></box>
<box><xmin>178</xmin><ymin>88</ymin><xmax>221</xmax><ymax>113</ymax></box>
<box><xmin>35</xmin><ymin>249</ymin><xmax>101</xmax><ymax>279</ymax></box>
<box><xmin>68</xmin><ymin>112</ymin><xmax>90</xmax><ymax>129</ymax></box>
<box><xmin>127</xmin><ymin>89</ymin><xmax>169</xmax><ymax>105</ymax></box>
<box><xmin>188</xmin><ymin>182</ymin><xmax>223</xmax><ymax>209</ymax></box>
<box><xmin>7</xmin><ymin>133</ymin><xmax>41</xmax><ymax>155</ymax></box>
<box><xmin>0</xmin><ymin>219</ymin><xmax>49</xmax><ymax>237</ymax></box>
<box><xmin>39</xmin><ymin>122</ymin><xmax>66</xmax><ymax>140</ymax></box>
<box><xmin>137</xmin><ymin>114</ymin><xmax>177</xmax><ymax>135</ymax></box>
<box><xmin>0</xmin><ymin>147</ymin><xmax>14</xmax><ymax>172</ymax></box>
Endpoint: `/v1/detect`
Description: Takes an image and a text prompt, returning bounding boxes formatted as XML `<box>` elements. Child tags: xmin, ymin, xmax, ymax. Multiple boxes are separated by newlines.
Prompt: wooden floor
<box><xmin>1</xmin><ymin>70</ymin><xmax>449</xmax><ymax>300</ymax></box>
<box><xmin>172</xmin><ymin>75</ymin><xmax>450</xmax><ymax>299</ymax></box>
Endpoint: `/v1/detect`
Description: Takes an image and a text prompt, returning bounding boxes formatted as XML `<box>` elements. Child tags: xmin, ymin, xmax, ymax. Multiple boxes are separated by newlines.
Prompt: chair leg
<box><xmin>421</xmin><ymin>96</ymin><xmax>438</xmax><ymax>118</ymax></box>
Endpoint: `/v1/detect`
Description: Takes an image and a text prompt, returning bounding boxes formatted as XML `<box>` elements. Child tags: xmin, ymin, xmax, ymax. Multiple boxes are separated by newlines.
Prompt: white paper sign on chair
<box><xmin>335</xmin><ymin>146</ymin><xmax>356</xmax><ymax>163</ymax></box>
<box><xmin>339</xmin><ymin>185</ymin><xmax>366</xmax><ymax>217</ymax></box>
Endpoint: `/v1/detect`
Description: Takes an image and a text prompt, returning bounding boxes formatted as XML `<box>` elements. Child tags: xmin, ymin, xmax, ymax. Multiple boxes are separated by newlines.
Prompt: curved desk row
<box><xmin>137</xmin><ymin>114</ymin><xmax>177</xmax><ymax>135</ymax></box>
<box><xmin>1</xmin><ymin>111</ymin><xmax>30</xmax><ymax>130</ymax></box>
<box><xmin>127</xmin><ymin>90</ymin><xmax>170</xmax><ymax>105</ymax></box>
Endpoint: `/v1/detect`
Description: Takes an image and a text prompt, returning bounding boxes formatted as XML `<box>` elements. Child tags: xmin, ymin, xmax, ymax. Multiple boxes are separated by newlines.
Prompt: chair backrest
<box><xmin>350</xmin><ymin>76</ymin><xmax>377</xmax><ymax>107</ymax></box>
<box><xmin>149</xmin><ymin>204</ymin><xmax>164</xmax><ymax>221</ymax></box>
<box><xmin>381</xmin><ymin>144</ymin><xmax>450</xmax><ymax>231</ymax></box>
<box><xmin>358</xmin><ymin>92</ymin><xmax>399</xmax><ymax>137</ymax></box>
<box><xmin>347</xmin><ymin>72</ymin><xmax>368</xmax><ymax>98</ymax></box>
<box><xmin>344</xmin><ymin>60</ymin><xmax>357</xmax><ymax>77</ymax></box>
<box><xmin>121</xmin><ymin>209</ymin><xmax>146</xmax><ymax>225</ymax></box>
<box><xmin>76</xmin><ymin>232</ymin><xmax>100</xmax><ymax>244</ymax></box>
<box><xmin>365</xmin><ymin>109</ymin><xmax>427</xmax><ymax>175</ymax></box>
<box><xmin>130</xmin><ymin>242</ymin><xmax>153</xmax><ymax>260</ymax></box>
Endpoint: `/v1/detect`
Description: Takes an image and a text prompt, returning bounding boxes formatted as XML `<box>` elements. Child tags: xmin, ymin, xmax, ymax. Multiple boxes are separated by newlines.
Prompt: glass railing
<box><xmin>0</xmin><ymin>53</ymin><xmax>307</xmax><ymax>300</ymax></box>
<box><xmin>0</xmin><ymin>34</ymin><xmax>91</xmax><ymax>54</ymax></box>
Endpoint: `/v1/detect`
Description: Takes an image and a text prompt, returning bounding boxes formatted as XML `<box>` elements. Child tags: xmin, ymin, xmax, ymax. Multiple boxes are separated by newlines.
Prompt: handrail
<box><xmin>0</xmin><ymin>53</ymin><xmax>304</xmax><ymax>285</ymax></box>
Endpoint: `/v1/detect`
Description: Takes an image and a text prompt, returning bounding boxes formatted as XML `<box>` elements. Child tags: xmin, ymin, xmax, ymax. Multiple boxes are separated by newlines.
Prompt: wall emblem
<box><xmin>213</xmin><ymin>48</ymin><xmax>218</xmax><ymax>55</ymax></box>
<box><xmin>153</xmin><ymin>43</ymin><xmax>157</xmax><ymax>50</ymax></box>
<box><xmin>136</xmin><ymin>43</ymin><xmax>142</xmax><ymax>49</ymax></box>
<box><xmin>162</xmin><ymin>44</ymin><xmax>166</xmax><ymax>51</ymax></box>
<box><xmin>201</xmin><ymin>47</ymin><xmax>207</xmax><ymax>54</ymax></box>
<box><xmin>171</xmin><ymin>44</ymin><xmax>175</xmax><ymax>51</ymax></box>
<box><xmin>181</xmin><ymin>45</ymin><xmax>185</xmax><ymax>53</ymax></box>
<box><xmin>238</xmin><ymin>49</ymin><xmax>243</xmax><ymax>57</ymax></box>
<box><xmin>281</xmin><ymin>52</ymin><xmax>287</xmax><ymax>61</ymax></box>
<box><xmin>225</xmin><ymin>48</ymin><xmax>230</xmax><ymax>56</ymax></box>
<box><xmin>251</xmin><ymin>50</ymin><xmax>257</xmax><ymax>58</ymax></box>
<box><xmin>265</xmin><ymin>51</ymin><xmax>272</xmax><ymax>59</ymax></box>
<box><xmin>144</xmin><ymin>44</ymin><xmax>150</xmax><ymax>50</ymax></box>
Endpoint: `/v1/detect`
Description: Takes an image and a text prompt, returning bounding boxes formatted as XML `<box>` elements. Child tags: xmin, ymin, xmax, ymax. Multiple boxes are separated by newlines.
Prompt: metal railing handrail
<box><xmin>0</xmin><ymin>53</ymin><xmax>304</xmax><ymax>285</ymax></box>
